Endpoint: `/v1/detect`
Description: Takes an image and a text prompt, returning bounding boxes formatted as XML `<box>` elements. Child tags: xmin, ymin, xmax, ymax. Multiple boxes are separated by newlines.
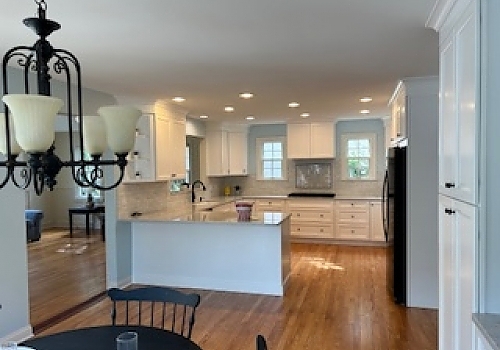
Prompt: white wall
<box><xmin>0</xmin><ymin>185</ymin><xmax>33</xmax><ymax>342</ymax></box>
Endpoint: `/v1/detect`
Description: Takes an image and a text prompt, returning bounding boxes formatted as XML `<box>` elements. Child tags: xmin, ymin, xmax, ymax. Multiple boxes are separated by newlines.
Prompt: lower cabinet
<box><xmin>253</xmin><ymin>198</ymin><xmax>286</xmax><ymax>212</ymax></box>
<box><xmin>369</xmin><ymin>201</ymin><xmax>385</xmax><ymax>241</ymax></box>
<box><xmin>439</xmin><ymin>195</ymin><xmax>477</xmax><ymax>350</ymax></box>
<box><xmin>336</xmin><ymin>200</ymin><xmax>370</xmax><ymax>240</ymax></box>
<box><xmin>287</xmin><ymin>199</ymin><xmax>334</xmax><ymax>238</ymax></box>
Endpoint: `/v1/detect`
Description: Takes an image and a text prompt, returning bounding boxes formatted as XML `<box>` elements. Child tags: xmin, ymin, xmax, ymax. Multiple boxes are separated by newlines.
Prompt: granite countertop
<box><xmin>121</xmin><ymin>209</ymin><xmax>290</xmax><ymax>225</ymax></box>
<box><xmin>473</xmin><ymin>313</ymin><xmax>500</xmax><ymax>350</ymax></box>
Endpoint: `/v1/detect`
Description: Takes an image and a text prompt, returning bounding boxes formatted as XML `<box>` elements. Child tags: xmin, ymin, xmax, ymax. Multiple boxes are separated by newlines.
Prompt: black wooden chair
<box><xmin>256</xmin><ymin>334</ymin><xmax>268</xmax><ymax>350</ymax></box>
<box><xmin>107</xmin><ymin>286</ymin><xmax>201</xmax><ymax>339</ymax></box>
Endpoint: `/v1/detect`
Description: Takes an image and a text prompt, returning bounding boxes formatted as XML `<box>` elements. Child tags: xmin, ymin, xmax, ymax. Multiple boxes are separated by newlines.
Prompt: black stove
<box><xmin>287</xmin><ymin>192</ymin><xmax>336</xmax><ymax>198</ymax></box>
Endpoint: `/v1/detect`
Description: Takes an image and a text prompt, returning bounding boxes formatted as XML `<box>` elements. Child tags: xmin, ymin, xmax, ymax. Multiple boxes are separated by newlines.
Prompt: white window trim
<box><xmin>340</xmin><ymin>132</ymin><xmax>377</xmax><ymax>181</ymax></box>
<box><xmin>256</xmin><ymin>136</ymin><xmax>287</xmax><ymax>181</ymax></box>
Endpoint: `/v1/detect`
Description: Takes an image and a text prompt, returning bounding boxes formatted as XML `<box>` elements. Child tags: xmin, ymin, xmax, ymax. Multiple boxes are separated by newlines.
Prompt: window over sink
<box><xmin>256</xmin><ymin>137</ymin><xmax>287</xmax><ymax>180</ymax></box>
<box><xmin>341</xmin><ymin>132</ymin><xmax>377</xmax><ymax>180</ymax></box>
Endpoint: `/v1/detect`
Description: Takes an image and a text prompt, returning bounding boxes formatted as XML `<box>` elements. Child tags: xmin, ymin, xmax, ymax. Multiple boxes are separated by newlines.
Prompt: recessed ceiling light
<box><xmin>172</xmin><ymin>97</ymin><xmax>185</xmax><ymax>102</ymax></box>
<box><xmin>360</xmin><ymin>97</ymin><xmax>372</xmax><ymax>103</ymax></box>
<box><xmin>288</xmin><ymin>102</ymin><xmax>300</xmax><ymax>108</ymax></box>
<box><xmin>199</xmin><ymin>115</ymin><xmax>208</xmax><ymax>119</ymax></box>
<box><xmin>225</xmin><ymin>106</ymin><xmax>234</xmax><ymax>112</ymax></box>
<box><xmin>300</xmin><ymin>113</ymin><xmax>310</xmax><ymax>118</ymax></box>
<box><xmin>360</xmin><ymin>109</ymin><xmax>370</xmax><ymax>114</ymax></box>
<box><xmin>246</xmin><ymin>116</ymin><xmax>255</xmax><ymax>120</ymax></box>
<box><xmin>239</xmin><ymin>92</ymin><xmax>254</xmax><ymax>99</ymax></box>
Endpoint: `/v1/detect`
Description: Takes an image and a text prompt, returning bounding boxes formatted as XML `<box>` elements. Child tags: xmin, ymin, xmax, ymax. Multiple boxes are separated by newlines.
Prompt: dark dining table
<box><xmin>21</xmin><ymin>325</ymin><xmax>203</xmax><ymax>350</ymax></box>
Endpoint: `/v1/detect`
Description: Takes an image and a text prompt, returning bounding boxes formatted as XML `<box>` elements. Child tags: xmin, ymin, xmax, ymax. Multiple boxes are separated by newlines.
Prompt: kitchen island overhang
<box><xmin>124</xmin><ymin>211</ymin><xmax>291</xmax><ymax>296</ymax></box>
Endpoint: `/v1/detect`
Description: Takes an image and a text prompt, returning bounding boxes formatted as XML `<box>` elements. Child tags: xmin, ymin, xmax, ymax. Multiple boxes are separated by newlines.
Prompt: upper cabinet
<box><xmin>438</xmin><ymin>5</ymin><xmax>478</xmax><ymax>205</ymax></box>
<box><xmin>123</xmin><ymin>103</ymin><xmax>186</xmax><ymax>183</ymax></box>
<box><xmin>206</xmin><ymin>124</ymin><xmax>248</xmax><ymax>176</ymax></box>
<box><xmin>390</xmin><ymin>84</ymin><xmax>407</xmax><ymax>143</ymax></box>
<box><xmin>287</xmin><ymin>122</ymin><xmax>335</xmax><ymax>159</ymax></box>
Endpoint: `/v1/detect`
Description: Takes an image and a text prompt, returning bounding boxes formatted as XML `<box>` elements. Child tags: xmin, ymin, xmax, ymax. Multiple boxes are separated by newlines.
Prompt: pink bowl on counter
<box><xmin>235</xmin><ymin>202</ymin><xmax>253</xmax><ymax>221</ymax></box>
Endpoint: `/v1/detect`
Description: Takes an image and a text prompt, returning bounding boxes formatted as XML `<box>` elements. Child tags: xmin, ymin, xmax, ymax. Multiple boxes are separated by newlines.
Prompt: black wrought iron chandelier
<box><xmin>0</xmin><ymin>0</ymin><xmax>141</xmax><ymax>195</ymax></box>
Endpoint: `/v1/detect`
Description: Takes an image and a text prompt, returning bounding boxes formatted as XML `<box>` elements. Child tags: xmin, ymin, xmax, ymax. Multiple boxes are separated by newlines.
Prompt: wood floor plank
<box><xmin>32</xmin><ymin>242</ymin><xmax>437</xmax><ymax>350</ymax></box>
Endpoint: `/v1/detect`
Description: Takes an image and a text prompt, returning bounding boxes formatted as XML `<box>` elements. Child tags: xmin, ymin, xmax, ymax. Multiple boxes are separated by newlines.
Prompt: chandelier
<box><xmin>0</xmin><ymin>0</ymin><xmax>141</xmax><ymax>195</ymax></box>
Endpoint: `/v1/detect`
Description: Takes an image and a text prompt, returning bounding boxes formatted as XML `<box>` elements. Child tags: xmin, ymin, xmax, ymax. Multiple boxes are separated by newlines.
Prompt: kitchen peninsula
<box><xmin>122</xmin><ymin>209</ymin><xmax>291</xmax><ymax>296</ymax></box>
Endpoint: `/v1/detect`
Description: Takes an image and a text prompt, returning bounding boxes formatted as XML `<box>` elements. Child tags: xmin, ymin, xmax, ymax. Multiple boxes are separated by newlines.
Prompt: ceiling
<box><xmin>0</xmin><ymin>0</ymin><xmax>439</xmax><ymax>124</ymax></box>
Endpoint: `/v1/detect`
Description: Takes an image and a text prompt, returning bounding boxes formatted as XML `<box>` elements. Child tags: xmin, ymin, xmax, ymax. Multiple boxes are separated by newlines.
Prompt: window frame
<box><xmin>256</xmin><ymin>137</ymin><xmax>287</xmax><ymax>181</ymax></box>
<box><xmin>340</xmin><ymin>132</ymin><xmax>377</xmax><ymax>181</ymax></box>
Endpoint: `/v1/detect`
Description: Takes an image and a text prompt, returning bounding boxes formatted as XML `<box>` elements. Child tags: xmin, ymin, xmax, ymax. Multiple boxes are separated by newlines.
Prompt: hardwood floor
<box><xmin>33</xmin><ymin>243</ymin><xmax>438</xmax><ymax>350</ymax></box>
<box><xmin>27</xmin><ymin>228</ymin><xmax>106</xmax><ymax>330</ymax></box>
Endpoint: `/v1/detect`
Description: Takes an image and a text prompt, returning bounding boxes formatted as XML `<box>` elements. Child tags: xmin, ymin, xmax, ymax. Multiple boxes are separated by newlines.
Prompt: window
<box><xmin>341</xmin><ymin>133</ymin><xmax>377</xmax><ymax>180</ymax></box>
<box><xmin>76</xmin><ymin>149</ymin><xmax>102</xmax><ymax>199</ymax></box>
<box><xmin>256</xmin><ymin>137</ymin><xmax>287</xmax><ymax>180</ymax></box>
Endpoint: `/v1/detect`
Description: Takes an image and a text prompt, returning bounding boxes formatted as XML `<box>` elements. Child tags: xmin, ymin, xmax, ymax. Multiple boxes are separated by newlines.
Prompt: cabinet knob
<box><xmin>444</xmin><ymin>208</ymin><xmax>456</xmax><ymax>215</ymax></box>
<box><xmin>171</xmin><ymin>173</ymin><xmax>176</xmax><ymax>178</ymax></box>
<box><xmin>444</xmin><ymin>182</ymin><xmax>456</xmax><ymax>188</ymax></box>
<box><xmin>320</xmin><ymin>229</ymin><xmax>324</xmax><ymax>233</ymax></box>
<box><xmin>320</xmin><ymin>214</ymin><xmax>324</xmax><ymax>218</ymax></box>
<box><xmin>297</xmin><ymin>213</ymin><xmax>301</xmax><ymax>217</ymax></box>
<box><xmin>351</xmin><ymin>215</ymin><xmax>354</xmax><ymax>219</ymax></box>
<box><xmin>351</xmin><ymin>203</ymin><xmax>354</xmax><ymax>206</ymax></box>
<box><xmin>297</xmin><ymin>228</ymin><xmax>301</xmax><ymax>231</ymax></box>
<box><xmin>135</xmin><ymin>171</ymin><xmax>141</xmax><ymax>177</ymax></box>
<box><xmin>351</xmin><ymin>230</ymin><xmax>355</xmax><ymax>234</ymax></box>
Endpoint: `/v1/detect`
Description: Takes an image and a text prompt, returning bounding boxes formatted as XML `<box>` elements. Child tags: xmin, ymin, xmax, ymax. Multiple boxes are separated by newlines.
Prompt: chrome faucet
<box><xmin>191</xmin><ymin>180</ymin><xmax>206</xmax><ymax>203</ymax></box>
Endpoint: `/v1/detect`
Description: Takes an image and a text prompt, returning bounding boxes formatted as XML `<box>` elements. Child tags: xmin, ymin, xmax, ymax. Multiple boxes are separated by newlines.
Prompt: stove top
<box><xmin>287</xmin><ymin>192</ymin><xmax>336</xmax><ymax>198</ymax></box>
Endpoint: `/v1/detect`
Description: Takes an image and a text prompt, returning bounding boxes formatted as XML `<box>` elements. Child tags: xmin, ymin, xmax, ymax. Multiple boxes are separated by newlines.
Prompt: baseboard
<box><xmin>0</xmin><ymin>325</ymin><xmax>33</xmax><ymax>343</ymax></box>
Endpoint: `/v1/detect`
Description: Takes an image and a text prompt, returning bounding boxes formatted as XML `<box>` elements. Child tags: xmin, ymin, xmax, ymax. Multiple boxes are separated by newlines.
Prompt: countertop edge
<box><xmin>473</xmin><ymin>313</ymin><xmax>500</xmax><ymax>350</ymax></box>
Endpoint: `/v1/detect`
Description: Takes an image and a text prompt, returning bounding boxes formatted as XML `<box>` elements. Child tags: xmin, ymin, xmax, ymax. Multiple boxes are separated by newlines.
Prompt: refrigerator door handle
<box><xmin>382</xmin><ymin>170</ymin><xmax>389</xmax><ymax>241</ymax></box>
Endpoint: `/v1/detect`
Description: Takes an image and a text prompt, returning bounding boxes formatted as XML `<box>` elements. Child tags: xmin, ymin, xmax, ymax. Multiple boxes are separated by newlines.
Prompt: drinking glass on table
<box><xmin>116</xmin><ymin>332</ymin><xmax>138</xmax><ymax>350</ymax></box>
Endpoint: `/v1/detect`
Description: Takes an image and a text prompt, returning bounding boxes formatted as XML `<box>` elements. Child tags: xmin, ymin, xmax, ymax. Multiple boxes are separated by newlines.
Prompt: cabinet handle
<box><xmin>444</xmin><ymin>208</ymin><xmax>456</xmax><ymax>215</ymax></box>
<box><xmin>171</xmin><ymin>174</ymin><xmax>176</xmax><ymax>178</ymax></box>
<box><xmin>297</xmin><ymin>213</ymin><xmax>301</xmax><ymax>217</ymax></box>
<box><xmin>135</xmin><ymin>171</ymin><xmax>141</xmax><ymax>177</ymax></box>
<box><xmin>444</xmin><ymin>182</ymin><xmax>456</xmax><ymax>188</ymax></box>
<box><xmin>351</xmin><ymin>215</ymin><xmax>355</xmax><ymax>219</ymax></box>
<box><xmin>133</xmin><ymin>151</ymin><xmax>139</xmax><ymax>156</ymax></box>
<box><xmin>320</xmin><ymin>214</ymin><xmax>324</xmax><ymax>218</ymax></box>
<box><xmin>351</xmin><ymin>230</ymin><xmax>355</xmax><ymax>234</ymax></box>
<box><xmin>397</xmin><ymin>133</ymin><xmax>401</xmax><ymax>137</ymax></box>
<box><xmin>320</xmin><ymin>229</ymin><xmax>324</xmax><ymax>233</ymax></box>
<box><xmin>297</xmin><ymin>228</ymin><xmax>301</xmax><ymax>231</ymax></box>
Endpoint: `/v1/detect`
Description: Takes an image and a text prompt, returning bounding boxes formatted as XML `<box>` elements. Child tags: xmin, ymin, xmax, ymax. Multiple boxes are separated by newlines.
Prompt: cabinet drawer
<box><xmin>290</xmin><ymin>210</ymin><xmax>333</xmax><ymax>223</ymax></box>
<box><xmin>287</xmin><ymin>199</ymin><xmax>334</xmax><ymax>211</ymax></box>
<box><xmin>255</xmin><ymin>199</ymin><xmax>286</xmax><ymax>211</ymax></box>
<box><xmin>336</xmin><ymin>225</ymin><xmax>370</xmax><ymax>240</ymax></box>
<box><xmin>336</xmin><ymin>200</ymin><xmax>369</xmax><ymax>211</ymax></box>
<box><xmin>291</xmin><ymin>224</ymin><xmax>333</xmax><ymax>237</ymax></box>
<box><xmin>337</xmin><ymin>211</ymin><xmax>369</xmax><ymax>224</ymax></box>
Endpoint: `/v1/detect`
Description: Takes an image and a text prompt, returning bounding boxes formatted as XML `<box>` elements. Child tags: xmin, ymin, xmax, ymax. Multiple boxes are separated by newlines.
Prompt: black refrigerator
<box><xmin>382</xmin><ymin>146</ymin><xmax>407</xmax><ymax>305</ymax></box>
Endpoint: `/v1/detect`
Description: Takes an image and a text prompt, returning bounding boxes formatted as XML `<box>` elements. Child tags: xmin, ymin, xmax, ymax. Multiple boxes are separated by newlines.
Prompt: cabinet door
<box><xmin>168</xmin><ymin>118</ymin><xmax>186</xmax><ymax>179</ymax></box>
<box><xmin>455</xmin><ymin>9</ymin><xmax>478</xmax><ymax>205</ymax></box>
<box><xmin>369</xmin><ymin>201</ymin><xmax>385</xmax><ymax>241</ymax></box>
<box><xmin>391</xmin><ymin>86</ymin><xmax>406</xmax><ymax>140</ymax></box>
<box><xmin>439</xmin><ymin>36</ymin><xmax>457</xmax><ymax>197</ymax></box>
<box><xmin>154</xmin><ymin>116</ymin><xmax>170</xmax><ymax>181</ymax></box>
<box><xmin>439</xmin><ymin>195</ymin><xmax>477</xmax><ymax>350</ymax></box>
<box><xmin>439</xmin><ymin>7</ymin><xmax>478</xmax><ymax>205</ymax></box>
<box><xmin>310</xmin><ymin>122</ymin><xmax>335</xmax><ymax>158</ymax></box>
<box><xmin>287</xmin><ymin>124</ymin><xmax>310</xmax><ymax>158</ymax></box>
<box><xmin>228</xmin><ymin>131</ymin><xmax>248</xmax><ymax>175</ymax></box>
<box><xmin>206</xmin><ymin>130</ymin><xmax>228</xmax><ymax>176</ymax></box>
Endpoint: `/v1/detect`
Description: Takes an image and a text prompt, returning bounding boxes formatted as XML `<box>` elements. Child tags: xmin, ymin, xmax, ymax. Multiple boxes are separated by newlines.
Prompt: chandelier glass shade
<box><xmin>0</xmin><ymin>0</ymin><xmax>141</xmax><ymax>195</ymax></box>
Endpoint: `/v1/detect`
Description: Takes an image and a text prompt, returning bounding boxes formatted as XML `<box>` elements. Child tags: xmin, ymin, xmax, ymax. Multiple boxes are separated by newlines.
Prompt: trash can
<box><xmin>25</xmin><ymin>210</ymin><xmax>43</xmax><ymax>242</ymax></box>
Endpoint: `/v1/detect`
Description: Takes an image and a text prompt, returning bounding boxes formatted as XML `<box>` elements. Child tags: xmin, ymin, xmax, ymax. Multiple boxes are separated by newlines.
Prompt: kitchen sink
<box><xmin>192</xmin><ymin>201</ymin><xmax>221</xmax><ymax>211</ymax></box>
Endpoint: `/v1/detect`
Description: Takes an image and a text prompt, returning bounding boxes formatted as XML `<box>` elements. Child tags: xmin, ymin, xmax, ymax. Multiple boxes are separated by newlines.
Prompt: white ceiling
<box><xmin>0</xmin><ymin>0</ymin><xmax>439</xmax><ymax>124</ymax></box>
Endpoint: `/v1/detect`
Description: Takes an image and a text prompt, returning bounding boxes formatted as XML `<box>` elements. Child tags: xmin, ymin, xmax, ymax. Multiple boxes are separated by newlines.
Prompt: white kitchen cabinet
<box><xmin>287</xmin><ymin>198</ymin><xmax>334</xmax><ymax>238</ymax></box>
<box><xmin>335</xmin><ymin>200</ymin><xmax>370</xmax><ymax>240</ymax></box>
<box><xmin>439</xmin><ymin>195</ymin><xmax>477</xmax><ymax>350</ymax></box>
<box><xmin>390</xmin><ymin>83</ymin><xmax>407</xmax><ymax>143</ymax></box>
<box><xmin>438</xmin><ymin>5</ymin><xmax>478</xmax><ymax>205</ymax></box>
<box><xmin>124</xmin><ymin>112</ymin><xmax>186</xmax><ymax>183</ymax></box>
<box><xmin>287</xmin><ymin>122</ymin><xmax>335</xmax><ymax>159</ymax></box>
<box><xmin>206</xmin><ymin>125</ymin><xmax>248</xmax><ymax>176</ymax></box>
<box><xmin>369</xmin><ymin>201</ymin><xmax>385</xmax><ymax>242</ymax></box>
